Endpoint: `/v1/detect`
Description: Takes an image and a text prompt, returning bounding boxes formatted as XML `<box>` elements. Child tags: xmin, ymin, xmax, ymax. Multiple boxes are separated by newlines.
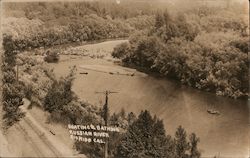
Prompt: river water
<box><xmin>51</xmin><ymin>40</ymin><xmax>249</xmax><ymax>157</ymax></box>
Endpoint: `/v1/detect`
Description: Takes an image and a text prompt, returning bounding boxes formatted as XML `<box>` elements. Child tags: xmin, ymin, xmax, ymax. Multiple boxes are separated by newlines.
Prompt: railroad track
<box><xmin>15</xmin><ymin>98</ymin><xmax>72</xmax><ymax>157</ymax></box>
<box><xmin>15</xmin><ymin>123</ymin><xmax>45</xmax><ymax>157</ymax></box>
<box><xmin>22</xmin><ymin>116</ymin><xmax>62</xmax><ymax>157</ymax></box>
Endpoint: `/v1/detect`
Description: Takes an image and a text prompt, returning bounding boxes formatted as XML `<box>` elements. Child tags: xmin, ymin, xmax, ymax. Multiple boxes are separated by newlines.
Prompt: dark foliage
<box><xmin>115</xmin><ymin>110</ymin><xmax>201</xmax><ymax>158</ymax></box>
<box><xmin>44</xmin><ymin>50</ymin><xmax>60</xmax><ymax>63</ymax></box>
<box><xmin>189</xmin><ymin>133</ymin><xmax>201</xmax><ymax>158</ymax></box>
<box><xmin>175</xmin><ymin>126</ymin><xmax>190</xmax><ymax>158</ymax></box>
<box><xmin>230</xmin><ymin>38</ymin><xmax>248</xmax><ymax>54</ymax></box>
<box><xmin>112</xmin><ymin>6</ymin><xmax>249</xmax><ymax>99</ymax></box>
<box><xmin>1</xmin><ymin>35</ymin><xmax>25</xmax><ymax>127</ymax></box>
<box><xmin>4</xmin><ymin>1</ymin><xmax>157</xmax><ymax>51</ymax></box>
<box><xmin>44</xmin><ymin>66</ymin><xmax>76</xmax><ymax>113</ymax></box>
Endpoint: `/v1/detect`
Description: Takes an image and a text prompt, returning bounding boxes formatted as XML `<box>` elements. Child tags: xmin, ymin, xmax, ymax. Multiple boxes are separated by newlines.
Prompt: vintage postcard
<box><xmin>0</xmin><ymin>0</ymin><xmax>249</xmax><ymax>157</ymax></box>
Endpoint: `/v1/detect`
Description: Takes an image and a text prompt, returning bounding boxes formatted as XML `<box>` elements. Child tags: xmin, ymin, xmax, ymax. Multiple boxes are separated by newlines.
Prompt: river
<box><xmin>51</xmin><ymin>40</ymin><xmax>249</xmax><ymax>157</ymax></box>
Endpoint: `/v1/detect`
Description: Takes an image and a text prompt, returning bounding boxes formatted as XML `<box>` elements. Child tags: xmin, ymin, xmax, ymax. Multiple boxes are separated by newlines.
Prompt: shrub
<box><xmin>44</xmin><ymin>66</ymin><xmax>75</xmax><ymax>112</ymax></box>
<box><xmin>44</xmin><ymin>50</ymin><xmax>60</xmax><ymax>63</ymax></box>
<box><xmin>112</xmin><ymin>42</ymin><xmax>130</xmax><ymax>59</ymax></box>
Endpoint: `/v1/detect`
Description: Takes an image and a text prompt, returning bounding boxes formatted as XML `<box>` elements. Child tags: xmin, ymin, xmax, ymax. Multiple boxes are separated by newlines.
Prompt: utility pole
<box><xmin>95</xmin><ymin>90</ymin><xmax>118</xmax><ymax>158</ymax></box>
<box><xmin>16</xmin><ymin>65</ymin><xmax>19</xmax><ymax>81</ymax></box>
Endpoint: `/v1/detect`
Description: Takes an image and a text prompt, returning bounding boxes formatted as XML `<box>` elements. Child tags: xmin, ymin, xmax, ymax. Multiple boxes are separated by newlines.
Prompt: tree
<box><xmin>119</xmin><ymin>108</ymin><xmax>126</xmax><ymax>120</ymax></box>
<box><xmin>152</xmin><ymin>119</ymin><xmax>176</xmax><ymax>158</ymax></box>
<box><xmin>2</xmin><ymin>35</ymin><xmax>24</xmax><ymax>127</ymax></box>
<box><xmin>189</xmin><ymin>133</ymin><xmax>201</xmax><ymax>158</ymax></box>
<box><xmin>44</xmin><ymin>50</ymin><xmax>60</xmax><ymax>63</ymax></box>
<box><xmin>100</xmin><ymin>94</ymin><xmax>109</xmax><ymax>126</ymax></box>
<box><xmin>112</xmin><ymin>42</ymin><xmax>130</xmax><ymax>59</ymax></box>
<box><xmin>155</xmin><ymin>11</ymin><xmax>165</xmax><ymax>29</ymax></box>
<box><xmin>175</xmin><ymin>126</ymin><xmax>190</xmax><ymax>158</ymax></box>
<box><xmin>2</xmin><ymin>35</ymin><xmax>17</xmax><ymax>66</ymax></box>
<box><xmin>44</xmin><ymin>66</ymin><xmax>76</xmax><ymax>113</ymax></box>
<box><xmin>109</xmin><ymin>112</ymin><xmax>126</xmax><ymax>157</ymax></box>
<box><xmin>230</xmin><ymin>38</ymin><xmax>248</xmax><ymax>54</ymax></box>
<box><xmin>115</xmin><ymin>110</ymin><xmax>169</xmax><ymax>158</ymax></box>
<box><xmin>127</xmin><ymin>112</ymin><xmax>136</xmax><ymax>125</ymax></box>
<box><xmin>163</xmin><ymin>9</ymin><xmax>171</xmax><ymax>25</ymax></box>
<box><xmin>165</xmin><ymin>135</ymin><xmax>176</xmax><ymax>158</ymax></box>
<box><xmin>2</xmin><ymin>82</ymin><xmax>25</xmax><ymax>126</ymax></box>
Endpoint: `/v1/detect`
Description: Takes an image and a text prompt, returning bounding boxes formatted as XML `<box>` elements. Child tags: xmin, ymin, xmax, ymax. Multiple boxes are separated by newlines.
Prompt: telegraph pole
<box><xmin>16</xmin><ymin>65</ymin><xmax>19</xmax><ymax>81</ymax></box>
<box><xmin>95</xmin><ymin>90</ymin><xmax>118</xmax><ymax>158</ymax></box>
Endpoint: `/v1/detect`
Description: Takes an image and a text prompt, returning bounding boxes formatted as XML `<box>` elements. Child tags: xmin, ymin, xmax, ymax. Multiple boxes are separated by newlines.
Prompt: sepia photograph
<box><xmin>0</xmin><ymin>0</ymin><xmax>249</xmax><ymax>157</ymax></box>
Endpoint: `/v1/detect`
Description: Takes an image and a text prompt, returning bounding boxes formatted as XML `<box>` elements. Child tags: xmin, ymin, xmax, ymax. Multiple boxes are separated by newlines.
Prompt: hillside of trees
<box><xmin>2</xmin><ymin>1</ymin><xmax>157</xmax><ymax>51</ymax></box>
<box><xmin>112</xmin><ymin>4</ymin><xmax>249</xmax><ymax>99</ymax></box>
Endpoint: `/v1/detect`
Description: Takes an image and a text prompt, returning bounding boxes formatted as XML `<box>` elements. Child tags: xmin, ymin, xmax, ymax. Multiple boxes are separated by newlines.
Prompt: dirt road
<box><xmin>1</xmin><ymin>99</ymin><xmax>85</xmax><ymax>157</ymax></box>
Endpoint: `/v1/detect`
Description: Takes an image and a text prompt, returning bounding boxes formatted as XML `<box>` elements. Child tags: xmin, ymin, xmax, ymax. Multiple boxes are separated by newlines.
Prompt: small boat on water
<box><xmin>207</xmin><ymin>109</ymin><xmax>220</xmax><ymax>115</ymax></box>
<box><xmin>79</xmin><ymin>72</ymin><xmax>88</xmax><ymax>75</ymax></box>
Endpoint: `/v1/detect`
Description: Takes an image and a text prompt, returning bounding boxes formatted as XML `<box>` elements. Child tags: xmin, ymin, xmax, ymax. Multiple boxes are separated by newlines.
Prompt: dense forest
<box><xmin>112</xmin><ymin>2</ymin><xmax>249</xmax><ymax>99</ymax></box>
<box><xmin>3</xmin><ymin>1</ymin><xmax>156</xmax><ymax>50</ymax></box>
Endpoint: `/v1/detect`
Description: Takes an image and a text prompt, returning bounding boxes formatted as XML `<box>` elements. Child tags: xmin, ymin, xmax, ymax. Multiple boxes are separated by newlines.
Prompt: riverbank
<box><xmin>120</xmin><ymin>62</ymin><xmax>249</xmax><ymax>100</ymax></box>
<box><xmin>42</xmin><ymin>37</ymin><xmax>128</xmax><ymax>52</ymax></box>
